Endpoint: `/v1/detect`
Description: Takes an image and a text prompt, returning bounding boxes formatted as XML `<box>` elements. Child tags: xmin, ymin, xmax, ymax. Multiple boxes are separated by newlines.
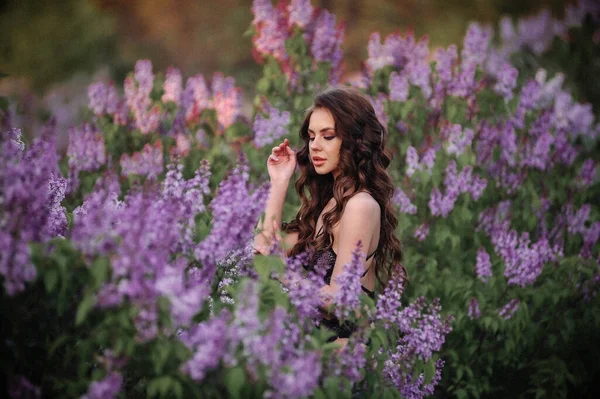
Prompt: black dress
<box><xmin>304</xmin><ymin>247</ymin><xmax>376</xmax><ymax>340</ymax></box>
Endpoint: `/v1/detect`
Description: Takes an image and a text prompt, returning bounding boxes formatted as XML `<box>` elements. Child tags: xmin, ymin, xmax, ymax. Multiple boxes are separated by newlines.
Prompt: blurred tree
<box><xmin>0</xmin><ymin>0</ymin><xmax>579</xmax><ymax>94</ymax></box>
<box><xmin>0</xmin><ymin>0</ymin><xmax>117</xmax><ymax>91</ymax></box>
<box><xmin>92</xmin><ymin>0</ymin><xmax>261</xmax><ymax>92</ymax></box>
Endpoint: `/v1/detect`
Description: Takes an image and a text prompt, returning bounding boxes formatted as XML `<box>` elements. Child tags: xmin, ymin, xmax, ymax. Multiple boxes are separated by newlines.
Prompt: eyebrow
<box><xmin>307</xmin><ymin>127</ymin><xmax>335</xmax><ymax>134</ymax></box>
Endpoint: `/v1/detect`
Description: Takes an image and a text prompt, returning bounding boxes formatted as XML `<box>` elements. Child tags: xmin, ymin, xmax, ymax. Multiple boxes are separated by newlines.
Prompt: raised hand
<box><xmin>267</xmin><ymin>138</ymin><xmax>296</xmax><ymax>183</ymax></box>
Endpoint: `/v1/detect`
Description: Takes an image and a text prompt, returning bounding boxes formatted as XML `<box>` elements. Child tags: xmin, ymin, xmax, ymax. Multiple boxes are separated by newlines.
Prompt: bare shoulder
<box><xmin>343</xmin><ymin>192</ymin><xmax>380</xmax><ymax>218</ymax></box>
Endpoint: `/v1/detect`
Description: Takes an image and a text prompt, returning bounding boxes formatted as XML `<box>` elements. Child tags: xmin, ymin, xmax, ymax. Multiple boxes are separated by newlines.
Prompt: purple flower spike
<box><xmin>311</xmin><ymin>10</ymin><xmax>343</xmax><ymax>64</ymax></box>
<box><xmin>182</xmin><ymin>74</ymin><xmax>211</xmax><ymax>122</ymax></box>
<box><xmin>375</xmin><ymin>273</ymin><xmax>405</xmax><ymax>328</ymax></box>
<box><xmin>446</xmin><ymin>125</ymin><xmax>474</xmax><ymax>156</ymax></box>
<box><xmin>334</xmin><ymin>242</ymin><xmax>365</xmax><ymax>320</ymax></box>
<box><xmin>494</xmin><ymin>63</ymin><xmax>519</xmax><ymax>100</ymax></box>
<box><xmin>389</xmin><ymin>71</ymin><xmax>409</xmax><ymax>102</ymax></box>
<box><xmin>120</xmin><ymin>140</ymin><xmax>164</xmax><ymax>180</ymax></box>
<box><xmin>82</xmin><ymin>372</ymin><xmax>122</xmax><ymax>399</ymax></box>
<box><xmin>475</xmin><ymin>247</ymin><xmax>492</xmax><ymax>282</ymax></box>
<box><xmin>406</xmin><ymin>146</ymin><xmax>421</xmax><ymax>177</ymax></box>
<box><xmin>162</xmin><ymin>67</ymin><xmax>182</xmax><ymax>105</ymax></box>
<box><xmin>180</xmin><ymin>310</ymin><xmax>231</xmax><ymax>382</ymax></box>
<box><xmin>252</xmin><ymin>0</ymin><xmax>289</xmax><ymax>63</ymax></box>
<box><xmin>436</xmin><ymin>45</ymin><xmax>457</xmax><ymax>85</ymax></box>
<box><xmin>369</xmin><ymin>93</ymin><xmax>388</xmax><ymax>127</ymax></box>
<box><xmin>67</xmin><ymin>123</ymin><xmax>107</xmax><ymax>174</ymax></box>
<box><xmin>287</xmin><ymin>0</ymin><xmax>314</xmax><ymax>29</ymax></box>
<box><xmin>212</xmin><ymin>73</ymin><xmax>243</xmax><ymax>130</ymax></box>
<box><xmin>499</xmin><ymin>299</ymin><xmax>520</xmax><ymax>320</ymax></box>
<box><xmin>392</xmin><ymin>187</ymin><xmax>417</xmax><ymax>215</ymax></box>
<box><xmin>467</xmin><ymin>297</ymin><xmax>481</xmax><ymax>320</ymax></box>
<box><xmin>88</xmin><ymin>82</ymin><xmax>108</xmax><ymax>116</ymax></box>
<box><xmin>577</xmin><ymin>159</ymin><xmax>597</xmax><ymax>188</ymax></box>
<box><xmin>195</xmin><ymin>156</ymin><xmax>270</xmax><ymax>273</ymax></box>
<box><xmin>366</xmin><ymin>32</ymin><xmax>394</xmax><ymax>72</ymax></box>
<box><xmin>414</xmin><ymin>223</ymin><xmax>430</xmax><ymax>242</ymax></box>
<box><xmin>462</xmin><ymin>22</ymin><xmax>492</xmax><ymax>68</ymax></box>
<box><xmin>253</xmin><ymin>103</ymin><xmax>291</xmax><ymax>148</ymax></box>
<box><xmin>580</xmin><ymin>222</ymin><xmax>600</xmax><ymax>259</ymax></box>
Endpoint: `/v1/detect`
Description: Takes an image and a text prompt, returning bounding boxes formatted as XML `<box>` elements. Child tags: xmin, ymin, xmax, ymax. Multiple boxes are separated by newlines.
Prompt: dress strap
<box><xmin>366</xmin><ymin>250</ymin><xmax>376</xmax><ymax>261</ymax></box>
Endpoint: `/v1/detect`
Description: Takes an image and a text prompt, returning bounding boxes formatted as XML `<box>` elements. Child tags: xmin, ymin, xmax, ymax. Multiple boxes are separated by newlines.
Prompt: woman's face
<box><xmin>308</xmin><ymin>108</ymin><xmax>342</xmax><ymax>178</ymax></box>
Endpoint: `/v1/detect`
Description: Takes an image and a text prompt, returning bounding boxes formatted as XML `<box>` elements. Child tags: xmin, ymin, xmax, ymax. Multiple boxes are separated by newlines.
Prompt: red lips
<box><xmin>312</xmin><ymin>157</ymin><xmax>326</xmax><ymax>166</ymax></box>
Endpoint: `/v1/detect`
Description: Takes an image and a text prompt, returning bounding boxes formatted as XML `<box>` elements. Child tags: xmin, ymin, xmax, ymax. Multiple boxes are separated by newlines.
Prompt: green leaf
<box><xmin>424</xmin><ymin>359</ymin><xmax>437</xmax><ymax>383</ymax></box>
<box><xmin>91</xmin><ymin>256</ymin><xmax>110</xmax><ymax>288</ymax></box>
<box><xmin>75</xmin><ymin>291</ymin><xmax>96</xmax><ymax>326</ymax></box>
<box><xmin>314</xmin><ymin>388</ymin><xmax>328</xmax><ymax>399</ymax></box>
<box><xmin>147</xmin><ymin>376</ymin><xmax>173</xmax><ymax>398</ymax></box>
<box><xmin>224</xmin><ymin>367</ymin><xmax>246</xmax><ymax>399</ymax></box>
<box><xmin>253</xmin><ymin>255</ymin><xmax>284</xmax><ymax>282</ymax></box>
<box><xmin>44</xmin><ymin>268</ymin><xmax>59</xmax><ymax>293</ymax></box>
<box><xmin>323</xmin><ymin>376</ymin><xmax>340</xmax><ymax>399</ymax></box>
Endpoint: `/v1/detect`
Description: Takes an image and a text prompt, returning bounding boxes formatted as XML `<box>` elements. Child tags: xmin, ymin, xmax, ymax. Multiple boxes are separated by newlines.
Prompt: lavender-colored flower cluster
<box><xmin>1</xmin><ymin>126</ymin><xmax>67</xmax><ymax>295</ymax></box>
<box><xmin>70</xmin><ymin>160</ymin><xmax>218</xmax><ymax>335</ymax></box>
<box><xmin>375</xmin><ymin>273</ymin><xmax>405</xmax><ymax>328</ymax></box>
<box><xmin>334</xmin><ymin>243</ymin><xmax>365</xmax><ymax>320</ymax></box>
<box><xmin>195</xmin><ymin>156</ymin><xmax>270</xmax><ymax>281</ymax></box>
<box><xmin>180</xmin><ymin>310</ymin><xmax>232</xmax><ymax>381</ymax></box>
<box><xmin>389</xmin><ymin>71</ymin><xmax>410</xmax><ymax>102</ymax></box>
<box><xmin>119</xmin><ymin>140</ymin><xmax>164</xmax><ymax>180</ymax></box>
<box><xmin>392</xmin><ymin>187</ymin><xmax>417</xmax><ymax>215</ymax></box>
<box><xmin>253</xmin><ymin>103</ymin><xmax>291</xmax><ymax>148</ymax></box>
<box><xmin>88</xmin><ymin>82</ymin><xmax>121</xmax><ymax>117</ymax></box>
<box><xmin>124</xmin><ymin>60</ymin><xmax>160</xmax><ymax>134</ymax></box>
<box><xmin>414</xmin><ymin>223</ymin><xmax>430</xmax><ymax>242</ymax></box>
<box><xmin>467</xmin><ymin>297</ymin><xmax>481</xmax><ymax>320</ymax></box>
<box><xmin>86</xmin><ymin>59</ymin><xmax>244</xmax><ymax>144</ymax></box>
<box><xmin>224</xmin><ymin>281</ymin><xmax>322</xmax><ymax>398</ymax></box>
<box><xmin>162</xmin><ymin>67</ymin><xmax>183</xmax><ymax>105</ymax></box>
<box><xmin>212</xmin><ymin>73</ymin><xmax>243</xmax><ymax>130</ymax></box>
<box><xmin>405</xmin><ymin>146</ymin><xmax>436</xmax><ymax>177</ymax></box>
<box><xmin>287</xmin><ymin>0</ymin><xmax>314</xmax><ymax>29</ymax></box>
<box><xmin>81</xmin><ymin>373</ymin><xmax>122</xmax><ymax>399</ymax></box>
<box><xmin>494</xmin><ymin>63</ymin><xmax>519</xmax><ymax>100</ymax></box>
<box><xmin>445</xmin><ymin>124</ymin><xmax>474</xmax><ymax>156</ymax></box>
<box><xmin>429</xmin><ymin>161</ymin><xmax>487</xmax><ymax>217</ymax></box>
<box><xmin>382</xmin><ymin>296</ymin><xmax>452</xmax><ymax>398</ymax></box>
<box><xmin>283</xmin><ymin>251</ymin><xmax>325</xmax><ymax>322</ymax></box>
<box><xmin>67</xmin><ymin>123</ymin><xmax>107</xmax><ymax>191</ymax></box>
<box><xmin>499</xmin><ymin>299</ymin><xmax>520</xmax><ymax>320</ymax></box>
<box><xmin>475</xmin><ymin>247</ymin><xmax>492</xmax><ymax>282</ymax></box>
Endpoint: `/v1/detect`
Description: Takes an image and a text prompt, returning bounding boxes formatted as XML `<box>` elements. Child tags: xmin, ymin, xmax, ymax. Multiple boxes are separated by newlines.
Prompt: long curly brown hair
<box><xmin>283</xmin><ymin>87</ymin><xmax>405</xmax><ymax>288</ymax></box>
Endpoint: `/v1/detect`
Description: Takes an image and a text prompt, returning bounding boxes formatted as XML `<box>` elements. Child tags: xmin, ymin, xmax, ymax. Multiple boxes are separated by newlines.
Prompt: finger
<box><xmin>268</xmin><ymin>154</ymin><xmax>279</xmax><ymax>162</ymax></box>
<box><xmin>285</xmin><ymin>145</ymin><xmax>294</xmax><ymax>155</ymax></box>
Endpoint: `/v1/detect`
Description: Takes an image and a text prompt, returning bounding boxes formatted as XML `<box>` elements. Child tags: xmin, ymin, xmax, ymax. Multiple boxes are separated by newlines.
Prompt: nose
<box><xmin>309</xmin><ymin>137</ymin><xmax>322</xmax><ymax>152</ymax></box>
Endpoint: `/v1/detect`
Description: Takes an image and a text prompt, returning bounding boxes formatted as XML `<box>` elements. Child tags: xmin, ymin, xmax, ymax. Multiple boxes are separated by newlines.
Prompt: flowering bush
<box><xmin>2</xmin><ymin>0</ymin><xmax>600</xmax><ymax>398</ymax></box>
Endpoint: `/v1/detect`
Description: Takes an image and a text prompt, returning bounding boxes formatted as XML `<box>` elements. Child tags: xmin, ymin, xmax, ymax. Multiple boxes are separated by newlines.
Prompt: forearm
<box><xmin>318</xmin><ymin>283</ymin><xmax>336</xmax><ymax>314</ymax></box>
<box><xmin>254</xmin><ymin>179</ymin><xmax>290</xmax><ymax>254</ymax></box>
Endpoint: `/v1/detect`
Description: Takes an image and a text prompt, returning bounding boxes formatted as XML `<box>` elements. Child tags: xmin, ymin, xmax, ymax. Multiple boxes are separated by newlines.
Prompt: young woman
<box><xmin>254</xmin><ymin>87</ymin><xmax>405</xmax><ymax>345</ymax></box>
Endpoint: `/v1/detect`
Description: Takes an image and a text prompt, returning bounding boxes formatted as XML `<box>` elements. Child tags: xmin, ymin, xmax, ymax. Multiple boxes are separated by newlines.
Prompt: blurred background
<box><xmin>0</xmin><ymin>0</ymin><xmax>579</xmax><ymax>141</ymax></box>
